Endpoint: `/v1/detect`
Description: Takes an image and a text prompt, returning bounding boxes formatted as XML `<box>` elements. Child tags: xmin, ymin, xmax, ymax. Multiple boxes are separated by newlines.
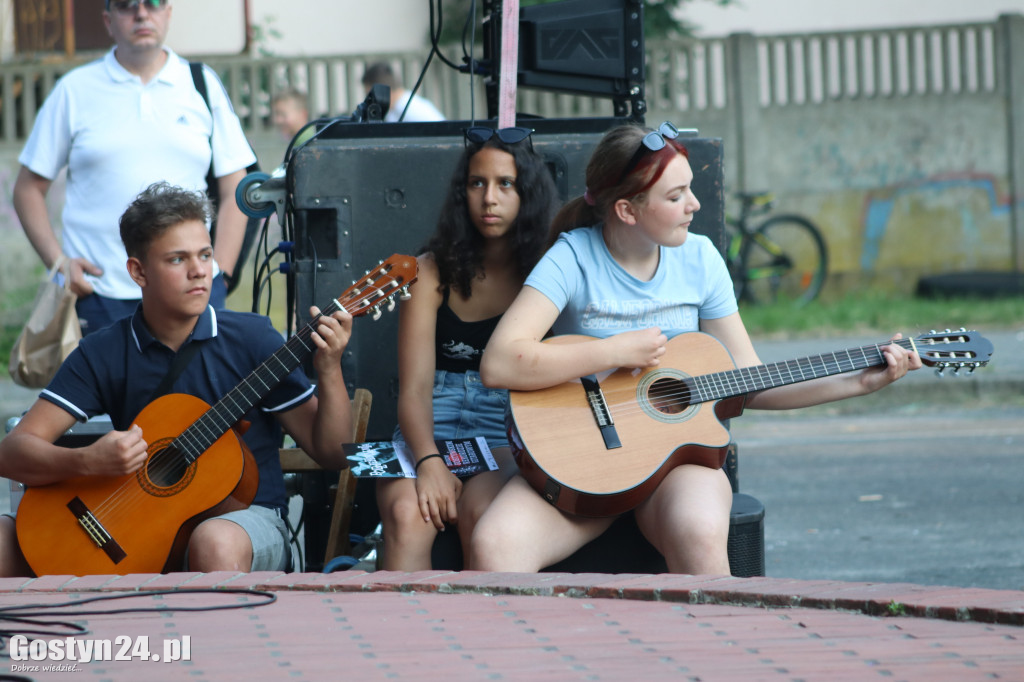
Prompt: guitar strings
<box><xmin>79</xmin><ymin>274</ymin><xmax>407</xmax><ymax>555</ymax></box>
<box><xmin>580</xmin><ymin>340</ymin><xmax>909</xmax><ymax>420</ymax></box>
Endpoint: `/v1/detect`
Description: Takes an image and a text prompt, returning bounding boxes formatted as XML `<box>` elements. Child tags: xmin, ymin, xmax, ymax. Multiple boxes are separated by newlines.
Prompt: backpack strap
<box><xmin>189</xmin><ymin>62</ymin><xmax>219</xmax><ymax>212</ymax></box>
<box><xmin>189</xmin><ymin>61</ymin><xmax>210</xmax><ymax>107</ymax></box>
<box><xmin>188</xmin><ymin>61</ymin><xmax>262</xmax><ymax>294</ymax></box>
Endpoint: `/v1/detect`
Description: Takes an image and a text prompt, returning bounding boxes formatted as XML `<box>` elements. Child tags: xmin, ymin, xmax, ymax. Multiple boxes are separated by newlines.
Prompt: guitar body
<box><xmin>17</xmin><ymin>393</ymin><xmax>258</xmax><ymax>576</ymax></box>
<box><xmin>507</xmin><ymin>334</ymin><xmax>744</xmax><ymax>518</ymax></box>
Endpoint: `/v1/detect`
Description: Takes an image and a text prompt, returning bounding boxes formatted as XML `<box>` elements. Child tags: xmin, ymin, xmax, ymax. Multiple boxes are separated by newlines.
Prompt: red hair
<box><xmin>549</xmin><ymin>124</ymin><xmax>689</xmax><ymax>244</ymax></box>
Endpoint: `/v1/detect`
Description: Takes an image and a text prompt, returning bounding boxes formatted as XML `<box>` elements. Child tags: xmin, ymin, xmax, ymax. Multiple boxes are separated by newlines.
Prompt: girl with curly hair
<box><xmin>376</xmin><ymin>127</ymin><xmax>559</xmax><ymax>570</ymax></box>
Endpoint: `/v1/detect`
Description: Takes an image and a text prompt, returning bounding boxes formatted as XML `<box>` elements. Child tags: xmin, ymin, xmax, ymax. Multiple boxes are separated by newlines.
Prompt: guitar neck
<box><xmin>687</xmin><ymin>337</ymin><xmax>916</xmax><ymax>404</ymax></box>
<box><xmin>172</xmin><ymin>299</ymin><xmax>343</xmax><ymax>462</ymax></box>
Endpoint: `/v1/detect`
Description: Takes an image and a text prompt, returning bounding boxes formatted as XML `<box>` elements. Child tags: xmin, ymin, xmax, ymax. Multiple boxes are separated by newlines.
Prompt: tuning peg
<box><xmin>385</xmin><ymin>297</ymin><xmax>396</xmax><ymax>312</ymax></box>
<box><xmin>370</xmin><ymin>305</ymin><xmax>382</xmax><ymax>321</ymax></box>
<box><xmin>399</xmin><ymin>285</ymin><xmax>412</xmax><ymax>301</ymax></box>
<box><xmin>934</xmin><ymin>365</ymin><xmax>945</xmax><ymax>377</ymax></box>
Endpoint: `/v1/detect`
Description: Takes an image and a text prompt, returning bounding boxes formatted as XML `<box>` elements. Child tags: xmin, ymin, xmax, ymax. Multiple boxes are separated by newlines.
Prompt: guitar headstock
<box><xmin>914</xmin><ymin>329</ymin><xmax>994</xmax><ymax>375</ymax></box>
<box><xmin>338</xmin><ymin>255</ymin><xmax>418</xmax><ymax>320</ymax></box>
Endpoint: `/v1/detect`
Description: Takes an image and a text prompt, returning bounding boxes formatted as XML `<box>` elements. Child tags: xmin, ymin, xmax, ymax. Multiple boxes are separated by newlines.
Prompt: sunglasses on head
<box><xmin>618</xmin><ymin>121</ymin><xmax>681</xmax><ymax>183</ymax></box>
<box><xmin>464</xmin><ymin>126</ymin><xmax>534</xmax><ymax>148</ymax></box>
<box><xmin>107</xmin><ymin>0</ymin><xmax>168</xmax><ymax>14</ymax></box>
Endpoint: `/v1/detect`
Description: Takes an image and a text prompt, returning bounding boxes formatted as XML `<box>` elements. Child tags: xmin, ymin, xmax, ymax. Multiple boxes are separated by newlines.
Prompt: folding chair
<box><xmin>279</xmin><ymin>387</ymin><xmax>372</xmax><ymax>570</ymax></box>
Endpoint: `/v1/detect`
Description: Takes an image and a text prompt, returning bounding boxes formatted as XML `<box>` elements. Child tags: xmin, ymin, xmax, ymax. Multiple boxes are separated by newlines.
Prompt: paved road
<box><xmin>731</xmin><ymin>406</ymin><xmax>1023</xmax><ymax>591</ymax></box>
<box><xmin>730</xmin><ymin>326</ymin><xmax>1023</xmax><ymax>591</ymax></box>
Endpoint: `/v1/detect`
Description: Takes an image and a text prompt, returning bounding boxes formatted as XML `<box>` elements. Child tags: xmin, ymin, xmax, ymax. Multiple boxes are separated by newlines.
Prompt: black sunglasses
<box><xmin>107</xmin><ymin>0</ymin><xmax>168</xmax><ymax>13</ymax></box>
<box><xmin>618</xmin><ymin>121</ymin><xmax>681</xmax><ymax>183</ymax></box>
<box><xmin>464</xmin><ymin>126</ymin><xmax>534</xmax><ymax>148</ymax></box>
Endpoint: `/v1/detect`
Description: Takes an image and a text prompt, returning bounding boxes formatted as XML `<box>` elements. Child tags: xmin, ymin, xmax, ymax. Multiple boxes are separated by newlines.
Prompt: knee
<box><xmin>188</xmin><ymin>521</ymin><xmax>252</xmax><ymax>572</ymax></box>
<box><xmin>467</xmin><ymin>514</ymin><xmax>531</xmax><ymax>571</ymax></box>
<box><xmin>381</xmin><ymin>494</ymin><xmax>430</xmax><ymax>540</ymax></box>
<box><xmin>656</xmin><ymin>512</ymin><xmax>731</xmax><ymax>575</ymax></box>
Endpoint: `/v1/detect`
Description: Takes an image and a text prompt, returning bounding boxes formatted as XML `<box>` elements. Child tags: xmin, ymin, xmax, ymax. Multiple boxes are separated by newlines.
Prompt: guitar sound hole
<box><xmin>146</xmin><ymin>447</ymin><xmax>191</xmax><ymax>488</ymax></box>
<box><xmin>647</xmin><ymin>377</ymin><xmax>691</xmax><ymax>414</ymax></box>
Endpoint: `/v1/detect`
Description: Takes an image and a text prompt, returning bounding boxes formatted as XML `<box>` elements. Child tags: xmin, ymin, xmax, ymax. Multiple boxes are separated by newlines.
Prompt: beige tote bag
<box><xmin>8</xmin><ymin>256</ymin><xmax>81</xmax><ymax>388</ymax></box>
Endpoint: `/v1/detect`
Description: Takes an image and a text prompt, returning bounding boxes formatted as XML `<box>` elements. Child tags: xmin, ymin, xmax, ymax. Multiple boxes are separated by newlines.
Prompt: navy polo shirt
<box><xmin>42</xmin><ymin>305</ymin><xmax>315</xmax><ymax>512</ymax></box>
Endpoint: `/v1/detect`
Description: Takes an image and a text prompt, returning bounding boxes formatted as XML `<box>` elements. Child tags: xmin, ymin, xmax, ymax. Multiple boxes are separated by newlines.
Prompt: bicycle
<box><xmin>725</xmin><ymin>191</ymin><xmax>829</xmax><ymax>306</ymax></box>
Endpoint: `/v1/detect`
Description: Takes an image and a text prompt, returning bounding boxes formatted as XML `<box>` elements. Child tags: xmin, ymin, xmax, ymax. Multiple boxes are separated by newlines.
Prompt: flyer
<box><xmin>344</xmin><ymin>437</ymin><xmax>498</xmax><ymax>478</ymax></box>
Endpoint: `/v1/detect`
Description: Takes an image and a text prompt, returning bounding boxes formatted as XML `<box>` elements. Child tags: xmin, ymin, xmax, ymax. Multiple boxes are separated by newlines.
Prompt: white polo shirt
<box><xmin>19</xmin><ymin>47</ymin><xmax>256</xmax><ymax>299</ymax></box>
<box><xmin>385</xmin><ymin>91</ymin><xmax>445</xmax><ymax>123</ymax></box>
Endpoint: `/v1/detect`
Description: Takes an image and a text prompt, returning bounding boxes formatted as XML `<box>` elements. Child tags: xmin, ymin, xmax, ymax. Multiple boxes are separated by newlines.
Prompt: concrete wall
<box><xmin>642</xmin><ymin>15</ymin><xmax>1024</xmax><ymax>295</ymax></box>
<box><xmin>1</xmin><ymin>14</ymin><xmax>1021</xmax><ymax>303</ymax></box>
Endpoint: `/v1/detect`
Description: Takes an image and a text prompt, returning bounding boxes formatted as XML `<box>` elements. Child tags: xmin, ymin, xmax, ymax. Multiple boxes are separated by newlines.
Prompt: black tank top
<box><xmin>435</xmin><ymin>288</ymin><xmax>502</xmax><ymax>373</ymax></box>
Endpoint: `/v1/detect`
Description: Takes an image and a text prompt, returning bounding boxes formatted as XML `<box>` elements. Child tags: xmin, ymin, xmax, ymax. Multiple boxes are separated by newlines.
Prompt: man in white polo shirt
<box><xmin>13</xmin><ymin>0</ymin><xmax>255</xmax><ymax>335</ymax></box>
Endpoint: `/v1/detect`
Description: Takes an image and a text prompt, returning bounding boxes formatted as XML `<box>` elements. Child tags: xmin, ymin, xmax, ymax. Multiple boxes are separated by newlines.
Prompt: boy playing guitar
<box><xmin>0</xmin><ymin>182</ymin><xmax>354</xmax><ymax>577</ymax></box>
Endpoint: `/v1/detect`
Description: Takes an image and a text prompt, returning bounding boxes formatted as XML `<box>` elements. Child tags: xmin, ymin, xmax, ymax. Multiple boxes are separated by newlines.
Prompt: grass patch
<box><xmin>0</xmin><ymin>281</ymin><xmax>44</xmax><ymax>369</ymax></box>
<box><xmin>739</xmin><ymin>291</ymin><xmax>1023</xmax><ymax>339</ymax></box>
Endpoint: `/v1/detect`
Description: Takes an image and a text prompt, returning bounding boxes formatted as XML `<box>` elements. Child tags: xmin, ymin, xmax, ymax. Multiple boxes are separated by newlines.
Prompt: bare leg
<box><xmin>0</xmin><ymin>516</ymin><xmax>33</xmax><ymax>577</ymax></box>
<box><xmin>634</xmin><ymin>464</ymin><xmax>733</xmax><ymax>575</ymax></box>
<box><xmin>187</xmin><ymin>519</ymin><xmax>254</xmax><ymax>572</ymax></box>
<box><xmin>468</xmin><ymin>475</ymin><xmax>615</xmax><ymax>571</ymax></box>
<box><xmin>455</xmin><ymin>446</ymin><xmax>517</xmax><ymax>561</ymax></box>
<box><xmin>376</xmin><ymin>478</ymin><xmax>438</xmax><ymax>571</ymax></box>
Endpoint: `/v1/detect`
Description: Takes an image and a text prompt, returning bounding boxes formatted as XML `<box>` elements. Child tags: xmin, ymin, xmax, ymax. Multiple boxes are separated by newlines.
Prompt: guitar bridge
<box><xmin>581</xmin><ymin>375</ymin><xmax>622</xmax><ymax>450</ymax></box>
<box><xmin>68</xmin><ymin>496</ymin><xmax>127</xmax><ymax>565</ymax></box>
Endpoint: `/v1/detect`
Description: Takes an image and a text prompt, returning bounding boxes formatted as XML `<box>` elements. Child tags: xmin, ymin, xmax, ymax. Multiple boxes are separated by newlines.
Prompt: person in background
<box><xmin>376</xmin><ymin>127</ymin><xmax>558</xmax><ymax>570</ymax></box>
<box><xmin>361</xmin><ymin>61</ymin><xmax>445</xmax><ymax>123</ymax></box>
<box><xmin>13</xmin><ymin>0</ymin><xmax>254</xmax><ymax>335</ymax></box>
<box><xmin>471</xmin><ymin>122</ymin><xmax>922</xmax><ymax>574</ymax></box>
<box><xmin>271</xmin><ymin>87</ymin><xmax>313</xmax><ymax>144</ymax></box>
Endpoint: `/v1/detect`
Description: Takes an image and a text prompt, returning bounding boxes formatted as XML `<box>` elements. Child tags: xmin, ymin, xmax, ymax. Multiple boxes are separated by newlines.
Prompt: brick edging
<box><xmin>0</xmin><ymin>571</ymin><xmax>1019</xmax><ymax>627</ymax></box>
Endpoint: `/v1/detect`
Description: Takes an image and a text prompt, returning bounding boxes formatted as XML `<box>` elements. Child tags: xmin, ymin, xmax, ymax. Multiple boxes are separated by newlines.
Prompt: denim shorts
<box><xmin>394</xmin><ymin>369</ymin><xmax>510</xmax><ymax>450</ymax></box>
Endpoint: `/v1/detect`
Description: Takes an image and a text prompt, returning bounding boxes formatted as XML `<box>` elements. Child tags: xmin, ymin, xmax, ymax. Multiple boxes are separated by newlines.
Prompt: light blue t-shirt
<box><xmin>524</xmin><ymin>226</ymin><xmax>738</xmax><ymax>339</ymax></box>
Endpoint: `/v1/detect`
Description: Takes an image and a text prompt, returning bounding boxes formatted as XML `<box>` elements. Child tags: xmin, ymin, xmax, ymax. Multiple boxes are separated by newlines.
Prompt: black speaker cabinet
<box><xmin>288</xmin><ymin>117</ymin><xmax>724</xmax><ymax>440</ymax></box>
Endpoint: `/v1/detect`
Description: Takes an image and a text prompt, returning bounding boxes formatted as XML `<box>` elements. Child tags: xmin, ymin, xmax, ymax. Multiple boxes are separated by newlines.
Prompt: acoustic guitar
<box><xmin>506</xmin><ymin>329</ymin><xmax>993</xmax><ymax>517</ymax></box>
<box><xmin>16</xmin><ymin>255</ymin><xmax>417</xmax><ymax>576</ymax></box>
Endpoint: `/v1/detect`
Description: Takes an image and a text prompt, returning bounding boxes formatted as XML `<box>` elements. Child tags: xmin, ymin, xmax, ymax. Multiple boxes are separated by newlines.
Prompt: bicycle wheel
<box><xmin>738</xmin><ymin>214</ymin><xmax>828</xmax><ymax>305</ymax></box>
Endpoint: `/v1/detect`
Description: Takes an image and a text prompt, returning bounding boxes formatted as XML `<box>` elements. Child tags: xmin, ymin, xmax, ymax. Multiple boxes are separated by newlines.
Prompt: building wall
<box><xmin>0</xmin><ymin>1</ymin><xmax>432</xmax><ymax>60</ymax></box>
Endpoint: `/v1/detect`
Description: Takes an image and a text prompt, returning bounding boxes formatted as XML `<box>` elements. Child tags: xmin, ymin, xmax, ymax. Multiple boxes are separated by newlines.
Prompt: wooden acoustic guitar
<box><xmin>506</xmin><ymin>329</ymin><xmax>993</xmax><ymax>518</ymax></box>
<box><xmin>16</xmin><ymin>255</ymin><xmax>417</xmax><ymax>576</ymax></box>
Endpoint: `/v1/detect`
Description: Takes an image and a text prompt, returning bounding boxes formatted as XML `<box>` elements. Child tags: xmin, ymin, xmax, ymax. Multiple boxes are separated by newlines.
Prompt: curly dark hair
<box><xmin>425</xmin><ymin>137</ymin><xmax>559</xmax><ymax>297</ymax></box>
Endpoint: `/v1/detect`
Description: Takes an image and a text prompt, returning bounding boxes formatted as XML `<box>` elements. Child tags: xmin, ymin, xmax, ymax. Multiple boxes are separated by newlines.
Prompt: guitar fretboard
<box><xmin>686</xmin><ymin>338</ymin><xmax>916</xmax><ymax>404</ymax></box>
<box><xmin>171</xmin><ymin>299</ymin><xmax>343</xmax><ymax>463</ymax></box>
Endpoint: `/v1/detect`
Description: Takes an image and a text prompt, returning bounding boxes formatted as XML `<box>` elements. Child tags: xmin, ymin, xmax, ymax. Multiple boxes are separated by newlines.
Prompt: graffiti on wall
<box><xmin>859</xmin><ymin>173</ymin><xmax>1018</xmax><ymax>273</ymax></box>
